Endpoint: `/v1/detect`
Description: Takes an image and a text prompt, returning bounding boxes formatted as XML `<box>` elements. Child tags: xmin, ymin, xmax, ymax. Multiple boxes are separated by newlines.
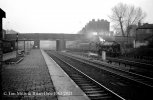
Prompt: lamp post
<box><xmin>27</xmin><ymin>41</ymin><xmax>29</xmax><ymax>52</ymax></box>
<box><xmin>29</xmin><ymin>41</ymin><xmax>31</xmax><ymax>51</ymax></box>
<box><xmin>16</xmin><ymin>33</ymin><xmax>18</xmax><ymax>58</ymax></box>
<box><xmin>23</xmin><ymin>38</ymin><xmax>25</xmax><ymax>53</ymax></box>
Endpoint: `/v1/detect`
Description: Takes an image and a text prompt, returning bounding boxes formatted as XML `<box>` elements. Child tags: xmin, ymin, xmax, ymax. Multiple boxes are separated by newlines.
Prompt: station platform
<box><xmin>41</xmin><ymin>50</ymin><xmax>90</xmax><ymax>100</ymax></box>
<box><xmin>2</xmin><ymin>49</ymin><xmax>57</xmax><ymax>100</ymax></box>
<box><xmin>2</xmin><ymin>49</ymin><xmax>89</xmax><ymax>100</ymax></box>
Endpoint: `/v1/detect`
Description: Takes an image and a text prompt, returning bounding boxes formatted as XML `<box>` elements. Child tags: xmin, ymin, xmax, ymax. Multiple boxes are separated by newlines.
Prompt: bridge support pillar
<box><xmin>33</xmin><ymin>39</ymin><xmax>40</xmax><ymax>49</ymax></box>
<box><xmin>56</xmin><ymin>39</ymin><xmax>66</xmax><ymax>51</ymax></box>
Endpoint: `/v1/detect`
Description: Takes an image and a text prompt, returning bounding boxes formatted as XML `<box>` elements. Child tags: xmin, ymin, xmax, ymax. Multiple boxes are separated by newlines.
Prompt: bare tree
<box><xmin>109</xmin><ymin>3</ymin><xmax>146</xmax><ymax>37</ymax></box>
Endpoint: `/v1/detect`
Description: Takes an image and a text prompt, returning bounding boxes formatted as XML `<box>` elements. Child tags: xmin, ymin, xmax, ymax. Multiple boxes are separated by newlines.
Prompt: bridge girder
<box><xmin>5</xmin><ymin>33</ymin><xmax>85</xmax><ymax>50</ymax></box>
<box><xmin>5</xmin><ymin>33</ymin><xmax>84</xmax><ymax>41</ymax></box>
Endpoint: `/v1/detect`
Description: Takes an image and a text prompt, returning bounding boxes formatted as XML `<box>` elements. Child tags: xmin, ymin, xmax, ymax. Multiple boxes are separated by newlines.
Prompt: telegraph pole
<box><xmin>0</xmin><ymin>8</ymin><xmax>6</xmax><ymax>98</ymax></box>
<box><xmin>23</xmin><ymin>37</ymin><xmax>25</xmax><ymax>53</ymax></box>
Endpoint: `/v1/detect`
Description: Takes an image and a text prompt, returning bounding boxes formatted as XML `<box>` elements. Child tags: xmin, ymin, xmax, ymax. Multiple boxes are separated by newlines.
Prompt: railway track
<box><xmin>70</xmin><ymin>51</ymin><xmax>153</xmax><ymax>68</ymax></box>
<box><xmin>67</xmin><ymin>51</ymin><xmax>153</xmax><ymax>78</ymax></box>
<box><xmin>49</xmin><ymin>52</ymin><xmax>125</xmax><ymax>100</ymax></box>
<box><xmin>107</xmin><ymin>57</ymin><xmax>153</xmax><ymax>78</ymax></box>
<box><xmin>58</xmin><ymin>51</ymin><xmax>153</xmax><ymax>88</ymax></box>
<box><xmin>107</xmin><ymin>57</ymin><xmax>153</xmax><ymax>70</ymax></box>
<box><xmin>46</xmin><ymin>50</ymin><xmax>153</xmax><ymax>100</ymax></box>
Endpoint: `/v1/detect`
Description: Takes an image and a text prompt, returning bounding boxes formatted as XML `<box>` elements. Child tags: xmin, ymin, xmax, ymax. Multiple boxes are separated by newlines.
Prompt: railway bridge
<box><xmin>5</xmin><ymin>33</ymin><xmax>85</xmax><ymax>51</ymax></box>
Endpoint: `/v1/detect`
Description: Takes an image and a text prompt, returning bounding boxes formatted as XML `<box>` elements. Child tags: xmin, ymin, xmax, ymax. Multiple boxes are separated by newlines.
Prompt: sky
<box><xmin>0</xmin><ymin>0</ymin><xmax>153</xmax><ymax>34</ymax></box>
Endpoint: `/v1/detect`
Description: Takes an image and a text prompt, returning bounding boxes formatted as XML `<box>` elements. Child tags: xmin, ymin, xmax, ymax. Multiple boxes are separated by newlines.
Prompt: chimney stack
<box><xmin>138</xmin><ymin>21</ymin><xmax>141</xmax><ymax>27</ymax></box>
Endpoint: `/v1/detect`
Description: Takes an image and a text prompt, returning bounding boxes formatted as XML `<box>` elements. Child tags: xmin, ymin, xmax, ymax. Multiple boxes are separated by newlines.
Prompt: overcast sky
<box><xmin>0</xmin><ymin>0</ymin><xmax>153</xmax><ymax>33</ymax></box>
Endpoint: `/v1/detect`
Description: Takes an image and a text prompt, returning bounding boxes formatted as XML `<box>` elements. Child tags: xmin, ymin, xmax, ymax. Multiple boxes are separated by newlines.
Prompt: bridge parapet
<box><xmin>5</xmin><ymin>33</ymin><xmax>85</xmax><ymax>41</ymax></box>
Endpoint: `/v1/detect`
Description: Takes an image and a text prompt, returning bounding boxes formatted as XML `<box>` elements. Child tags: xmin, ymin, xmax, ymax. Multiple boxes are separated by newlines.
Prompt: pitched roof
<box><xmin>0</xmin><ymin>8</ymin><xmax>6</xmax><ymax>18</ymax></box>
<box><xmin>137</xmin><ymin>23</ymin><xmax>153</xmax><ymax>29</ymax></box>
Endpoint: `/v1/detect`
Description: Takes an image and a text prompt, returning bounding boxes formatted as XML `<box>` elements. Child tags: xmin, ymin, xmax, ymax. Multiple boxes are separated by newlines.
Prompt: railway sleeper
<box><xmin>74</xmin><ymin>81</ymin><xmax>93</xmax><ymax>85</ymax></box>
<box><xmin>85</xmin><ymin>90</ymin><xmax>105</xmax><ymax>94</ymax></box>
<box><xmin>87</xmin><ymin>93</ymin><xmax>108</xmax><ymax>97</ymax></box>
<box><xmin>82</xmin><ymin>87</ymin><xmax>102</xmax><ymax>91</ymax></box>
<box><xmin>81</xmin><ymin>85</ymin><xmax>97</xmax><ymax>88</ymax></box>
<box><xmin>89</xmin><ymin>96</ymin><xmax>112</xmax><ymax>100</ymax></box>
<box><xmin>72</xmin><ymin>78</ymin><xmax>90</xmax><ymax>82</ymax></box>
<box><xmin>70</xmin><ymin>76</ymin><xmax>86</xmax><ymax>79</ymax></box>
<box><xmin>75</xmin><ymin>83</ymin><xmax>91</xmax><ymax>85</ymax></box>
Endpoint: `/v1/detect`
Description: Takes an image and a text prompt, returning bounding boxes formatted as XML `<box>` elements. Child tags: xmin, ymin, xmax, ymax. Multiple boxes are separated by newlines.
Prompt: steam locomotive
<box><xmin>67</xmin><ymin>41</ymin><xmax>121</xmax><ymax>57</ymax></box>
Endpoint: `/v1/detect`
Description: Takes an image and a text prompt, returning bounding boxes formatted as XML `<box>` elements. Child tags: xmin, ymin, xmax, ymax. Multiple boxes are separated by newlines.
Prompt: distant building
<box><xmin>5</xmin><ymin>29</ymin><xmax>19</xmax><ymax>34</ymax></box>
<box><xmin>2</xmin><ymin>29</ymin><xmax>6</xmax><ymax>39</ymax></box>
<box><xmin>136</xmin><ymin>23</ymin><xmax>153</xmax><ymax>41</ymax></box>
<box><xmin>78</xmin><ymin>19</ymin><xmax>111</xmax><ymax>43</ymax></box>
<box><xmin>113</xmin><ymin>23</ymin><xmax>153</xmax><ymax>48</ymax></box>
<box><xmin>80</xmin><ymin>19</ymin><xmax>110</xmax><ymax>35</ymax></box>
<box><xmin>135</xmin><ymin>23</ymin><xmax>153</xmax><ymax>48</ymax></box>
<box><xmin>109</xmin><ymin>31</ymin><xmax>115</xmax><ymax>36</ymax></box>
